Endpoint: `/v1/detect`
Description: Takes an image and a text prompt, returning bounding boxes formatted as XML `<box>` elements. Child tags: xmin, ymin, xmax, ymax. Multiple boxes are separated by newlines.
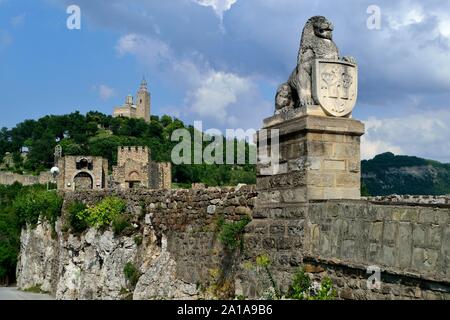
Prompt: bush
<box><xmin>286</xmin><ymin>268</ymin><xmax>311</xmax><ymax>300</ymax></box>
<box><xmin>123</xmin><ymin>262</ymin><xmax>140</xmax><ymax>288</ymax></box>
<box><xmin>134</xmin><ymin>235</ymin><xmax>143</xmax><ymax>246</ymax></box>
<box><xmin>67</xmin><ymin>201</ymin><xmax>88</xmax><ymax>234</ymax></box>
<box><xmin>112</xmin><ymin>214</ymin><xmax>133</xmax><ymax>236</ymax></box>
<box><xmin>286</xmin><ymin>268</ymin><xmax>337</xmax><ymax>300</ymax></box>
<box><xmin>218</xmin><ymin>215</ymin><xmax>251</xmax><ymax>251</ymax></box>
<box><xmin>13</xmin><ymin>189</ymin><xmax>63</xmax><ymax>228</ymax></box>
<box><xmin>77</xmin><ymin>197</ymin><xmax>126</xmax><ymax>229</ymax></box>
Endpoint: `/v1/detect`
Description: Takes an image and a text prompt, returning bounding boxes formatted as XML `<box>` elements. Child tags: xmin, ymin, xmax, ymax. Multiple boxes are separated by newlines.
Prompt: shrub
<box><xmin>112</xmin><ymin>214</ymin><xmax>133</xmax><ymax>236</ymax></box>
<box><xmin>218</xmin><ymin>215</ymin><xmax>251</xmax><ymax>251</ymax></box>
<box><xmin>286</xmin><ymin>268</ymin><xmax>337</xmax><ymax>300</ymax></box>
<box><xmin>67</xmin><ymin>201</ymin><xmax>88</xmax><ymax>234</ymax></box>
<box><xmin>77</xmin><ymin>197</ymin><xmax>126</xmax><ymax>229</ymax></box>
<box><xmin>315</xmin><ymin>277</ymin><xmax>337</xmax><ymax>300</ymax></box>
<box><xmin>286</xmin><ymin>268</ymin><xmax>311</xmax><ymax>300</ymax></box>
<box><xmin>134</xmin><ymin>235</ymin><xmax>143</xmax><ymax>246</ymax></box>
<box><xmin>256</xmin><ymin>255</ymin><xmax>282</xmax><ymax>300</ymax></box>
<box><xmin>123</xmin><ymin>262</ymin><xmax>140</xmax><ymax>288</ymax></box>
<box><xmin>13</xmin><ymin>189</ymin><xmax>63</xmax><ymax>228</ymax></box>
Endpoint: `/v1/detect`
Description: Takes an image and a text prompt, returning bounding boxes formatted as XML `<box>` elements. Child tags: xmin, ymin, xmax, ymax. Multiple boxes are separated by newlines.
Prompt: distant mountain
<box><xmin>362</xmin><ymin>152</ymin><xmax>450</xmax><ymax>196</ymax></box>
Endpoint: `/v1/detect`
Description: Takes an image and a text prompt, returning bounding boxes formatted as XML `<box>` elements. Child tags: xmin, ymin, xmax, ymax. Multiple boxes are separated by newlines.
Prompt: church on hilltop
<box><xmin>113</xmin><ymin>78</ymin><xmax>151</xmax><ymax>122</ymax></box>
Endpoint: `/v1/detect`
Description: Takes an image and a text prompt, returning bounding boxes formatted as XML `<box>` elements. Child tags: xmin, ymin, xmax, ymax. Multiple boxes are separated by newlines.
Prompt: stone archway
<box><xmin>126</xmin><ymin>171</ymin><xmax>141</xmax><ymax>189</ymax></box>
<box><xmin>74</xmin><ymin>172</ymin><xmax>93</xmax><ymax>190</ymax></box>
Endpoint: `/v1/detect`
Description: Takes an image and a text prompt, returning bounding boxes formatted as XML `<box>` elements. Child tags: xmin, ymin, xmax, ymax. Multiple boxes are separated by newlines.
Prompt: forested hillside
<box><xmin>362</xmin><ymin>152</ymin><xmax>450</xmax><ymax>196</ymax></box>
<box><xmin>0</xmin><ymin>112</ymin><xmax>256</xmax><ymax>187</ymax></box>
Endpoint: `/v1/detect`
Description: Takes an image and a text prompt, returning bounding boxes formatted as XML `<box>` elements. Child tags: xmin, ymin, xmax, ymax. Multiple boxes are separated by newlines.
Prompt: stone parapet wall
<box><xmin>365</xmin><ymin>195</ymin><xmax>450</xmax><ymax>205</ymax></box>
<box><xmin>0</xmin><ymin>171</ymin><xmax>52</xmax><ymax>186</ymax></box>
<box><xmin>241</xmin><ymin>198</ymin><xmax>450</xmax><ymax>300</ymax></box>
<box><xmin>16</xmin><ymin>187</ymin><xmax>450</xmax><ymax>300</ymax></box>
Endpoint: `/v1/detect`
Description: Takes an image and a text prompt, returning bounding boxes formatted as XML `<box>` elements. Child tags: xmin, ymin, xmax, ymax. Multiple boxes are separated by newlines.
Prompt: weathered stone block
<box><xmin>369</xmin><ymin>222</ymin><xmax>383</xmax><ymax>242</ymax></box>
<box><xmin>393</xmin><ymin>208</ymin><xmax>418</xmax><ymax>222</ymax></box>
<box><xmin>383</xmin><ymin>222</ymin><xmax>397</xmax><ymax>245</ymax></box>
<box><xmin>427</xmin><ymin>225</ymin><xmax>442</xmax><ymax>248</ymax></box>
<box><xmin>333</xmin><ymin>144</ymin><xmax>358</xmax><ymax>158</ymax></box>
<box><xmin>308</xmin><ymin>172</ymin><xmax>335</xmax><ymax>187</ymax></box>
<box><xmin>382</xmin><ymin>245</ymin><xmax>396</xmax><ymax>266</ymax></box>
<box><xmin>335</xmin><ymin>173</ymin><xmax>360</xmax><ymax>187</ymax></box>
<box><xmin>323</xmin><ymin>159</ymin><xmax>346</xmax><ymax>171</ymax></box>
<box><xmin>323</xmin><ymin>187</ymin><xmax>360</xmax><ymax>200</ymax></box>
<box><xmin>412</xmin><ymin>248</ymin><xmax>439</xmax><ymax>273</ymax></box>
<box><xmin>419</xmin><ymin>208</ymin><xmax>436</xmax><ymax>224</ymax></box>
<box><xmin>413</xmin><ymin>224</ymin><xmax>426</xmax><ymax>247</ymax></box>
<box><xmin>281</xmin><ymin>188</ymin><xmax>307</xmax><ymax>203</ymax></box>
<box><xmin>398</xmin><ymin>222</ymin><xmax>413</xmax><ymax>268</ymax></box>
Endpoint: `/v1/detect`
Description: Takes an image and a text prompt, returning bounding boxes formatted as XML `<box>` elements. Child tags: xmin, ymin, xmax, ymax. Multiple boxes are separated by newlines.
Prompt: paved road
<box><xmin>0</xmin><ymin>287</ymin><xmax>54</xmax><ymax>300</ymax></box>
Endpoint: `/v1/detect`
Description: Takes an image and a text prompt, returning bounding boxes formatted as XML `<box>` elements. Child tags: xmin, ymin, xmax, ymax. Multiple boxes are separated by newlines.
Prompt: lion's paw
<box><xmin>300</xmin><ymin>95</ymin><xmax>314</xmax><ymax>107</ymax></box>
<box><xmin>342</xmin><ymin>56</ymin><xmax>357</xmax><ymax>65</ymax></box>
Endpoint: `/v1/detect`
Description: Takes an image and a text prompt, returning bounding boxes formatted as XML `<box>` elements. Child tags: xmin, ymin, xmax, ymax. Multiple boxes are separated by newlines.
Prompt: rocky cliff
<box><xmin>16</xmin><ymin>187</ymin><xmax>257</xmax><ymax>300</ymax></box>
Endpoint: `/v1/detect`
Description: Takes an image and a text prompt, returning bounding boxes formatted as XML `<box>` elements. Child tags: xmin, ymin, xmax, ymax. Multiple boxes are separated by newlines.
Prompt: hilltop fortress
<box><xmin>113</xmin><ymin>78</ymin><xmax>151</xmax><ymax>123</ymax></box>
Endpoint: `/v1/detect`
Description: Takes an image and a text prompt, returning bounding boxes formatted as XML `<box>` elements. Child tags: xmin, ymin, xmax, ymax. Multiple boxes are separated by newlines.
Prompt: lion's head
<box><xmin>309</xmin><ymin>16</ymin><xmax>334</xmax><ymax>40</ymax></box>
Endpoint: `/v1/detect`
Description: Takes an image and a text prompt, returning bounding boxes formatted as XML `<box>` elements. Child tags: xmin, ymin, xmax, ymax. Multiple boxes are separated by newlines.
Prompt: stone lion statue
<box><xmin>275</xmin><ymin>16</ymin><xmax>356</xmax><ymax>113</ymax></box>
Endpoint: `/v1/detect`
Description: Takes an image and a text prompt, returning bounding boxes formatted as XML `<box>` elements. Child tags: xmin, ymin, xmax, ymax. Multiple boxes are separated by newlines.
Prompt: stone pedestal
<box><xmin>257</xmin><ymin>109</ymin><xmax>365</xmax><ymax>205</ymax></box>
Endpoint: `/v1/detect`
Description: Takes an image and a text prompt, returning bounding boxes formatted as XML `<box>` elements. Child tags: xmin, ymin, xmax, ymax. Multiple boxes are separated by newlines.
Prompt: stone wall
<box><xmin>16</xmin><ymin>187</ymin><xmax>257</xmax><ymax>300</ymax></box>
<box><xmin>240</xmin><ymin>199</ymin><xmax>450</xmax><ymax>300</ymax></box>
<box><xmin>0</xmin><ymin>171</ymin><xmax>52</xmax><ymax>186</ymax></box>
<box><xmin>16</xmin><ymin>188</ymin><xmax>450</xmax><ymax>300</ymax></box>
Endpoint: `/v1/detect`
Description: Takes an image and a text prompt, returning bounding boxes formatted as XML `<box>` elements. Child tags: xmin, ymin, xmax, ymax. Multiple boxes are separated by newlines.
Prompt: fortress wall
<box><xmin>0</xmin><ymin>171</ymin><xmax>52</xmax><ymax>186</ymax></box>
<box><xmin>16</xmin><ymin>187</ymin><xmax>450</xmax><ymax>300</ymax></box>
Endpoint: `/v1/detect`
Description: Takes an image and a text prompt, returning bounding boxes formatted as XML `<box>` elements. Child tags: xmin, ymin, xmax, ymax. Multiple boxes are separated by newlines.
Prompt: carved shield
<box><xmin>312</xmin><ymin>59</ymin><xmax>358</xmax><ymax>117</ymax></box>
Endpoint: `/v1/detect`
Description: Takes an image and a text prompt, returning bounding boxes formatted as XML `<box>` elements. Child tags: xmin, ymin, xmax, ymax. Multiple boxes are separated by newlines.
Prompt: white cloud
<box><xmin>116</xmin><ymin>33</ymin><xmax>171</xmax><ymax>65</ymax></box>
<box><xmin>194</xmin><ymin>0</ymin><xmax>237</xmax><ymax>19</ymax></box>
<box><xmin>11</xmin><ymin>13</ymin><xmax>26</xmax><ymax>28</ymax></box>
<box><xmin>387</xmin><ymin>7</ymin><xmax>425</xmax><ymax>30</ymax></box>
<box><xmin>189</xmin><ymin>71</ymin><xmax>252</xmax><ymax>124</ymax></box>
<box><xmin>362</xmin><ymin>110</ymin><xmax>450</xmax><ymax>162</ymax></box>
<box><xmin>97</xmin><ymin>84</ymin><xmax>115</xmax><ymax>100</ymax></box>
<box><xmin>115</xmin><ymin>32</ymin><xmax>270</xmax><ymax>129</ymax></box>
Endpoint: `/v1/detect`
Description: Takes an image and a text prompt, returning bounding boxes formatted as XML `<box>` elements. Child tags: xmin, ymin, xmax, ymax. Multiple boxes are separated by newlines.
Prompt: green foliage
<box><xmin>286</xmin><ymin>268</ymin><xmax>311</xmax><ymax>300</ymax></box>
<box><xmin>256</xmin><ymin>255</ymin><xmax>271</xmax><ymax>268</ymax></box>
<box><xmin>67</xmin><ymin>201</ymin><xmax>88</xmax><ymax>234</ymax></box>
<box><xmin>123</xmin><ymin>262</ymin><xmax>140</xmax><ymax>288</ymax></box>
<box><xmin>134</xmin><ymin>235</ymin><xmax>143</xmax><ymax>246</ymax></box>
<box><xmin>0</xmin><ymin>183</ymin><xmax>52</xmax><ymax>284</ymax></box>
<box><xmin>112</xmin><ymin>214</ymin><xmax>133</xmax><ymax>236</ymax></box>
<box><xmin>315</xmin><ymin>277</ymin><xmax>337</xmax><ymax>300</ymax></box>
<box><xmin>217</xmin><ymin>215</ymin><xmax>251</xmax><ymax>251</ymax></box>
<box><xmin>361</xmin><ymin>181</ymin><xmax>371</xmax><ymax>197</ymax></box>
<box><xmin>13</xmin><ymin>188</ymin><xmax>63</xmax><ymax>228</ymax></box>
<box><xmin>0</xmin><ymin>112</ymin><xmax>256</xmax><ymax>186</ymax></box>
<box><xmin>256</xmin><ymin>255</ymin><xmax>282</xmax><ymax>300</ymax></box>
<box><xmin>77</xmin><ymin>197</ymin><xmax>126</xmax><ymax>229</ymax></box>
<box><xmin>286</xmin><ymin>268</ymin><xmax>337</xmax><ymax>300</ymax></box>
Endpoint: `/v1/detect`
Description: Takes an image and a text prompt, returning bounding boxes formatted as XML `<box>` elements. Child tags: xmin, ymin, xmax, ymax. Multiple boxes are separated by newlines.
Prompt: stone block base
<box><xmin>257</xmin><ymin>113</ymin><xmax>365</xmax><ymax>201</ymax></box>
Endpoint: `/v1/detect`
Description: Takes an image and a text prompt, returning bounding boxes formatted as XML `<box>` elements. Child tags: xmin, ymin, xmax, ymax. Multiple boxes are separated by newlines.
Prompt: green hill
<box><xmin>362</xmin><ymin>152</ymin><xmax>450</xmax><ymax>196</ymax></box>
<box><xmin>0</xmin><ymin>112</ymin><xmax>256</xmax><ymax>187</ymax></box>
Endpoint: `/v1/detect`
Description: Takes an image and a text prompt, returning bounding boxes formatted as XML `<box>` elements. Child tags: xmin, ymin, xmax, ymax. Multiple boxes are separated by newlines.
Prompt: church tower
<box><xmin>135</xmin><ymin>77</ymin><xmax>151</xmax><ymax>123</ymax></box>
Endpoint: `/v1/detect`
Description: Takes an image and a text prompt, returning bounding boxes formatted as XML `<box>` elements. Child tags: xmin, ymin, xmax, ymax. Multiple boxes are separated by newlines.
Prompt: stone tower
<box><xmin>257</xmin><ymin>16</ymin><xmax>364</xmax><ymax>204</ymax></box>
<box><xmin>135</xmin><ymin>78</ymin><xmax>151</xmax><ymax>123</ymax></box>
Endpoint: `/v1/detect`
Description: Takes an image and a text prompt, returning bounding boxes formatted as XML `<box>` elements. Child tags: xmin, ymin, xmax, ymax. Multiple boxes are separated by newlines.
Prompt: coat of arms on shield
<box><xmin>312</xmin><ymin>59</ymin><xmax>358</xmax><ymax>117</ymax></box>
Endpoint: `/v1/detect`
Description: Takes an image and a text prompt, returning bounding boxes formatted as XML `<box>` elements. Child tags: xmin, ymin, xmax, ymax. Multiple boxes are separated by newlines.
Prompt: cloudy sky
<box><xmin>1</xmin><ymin>0</ymin><xmax>450</xmax><ymax>162</ymax></box>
